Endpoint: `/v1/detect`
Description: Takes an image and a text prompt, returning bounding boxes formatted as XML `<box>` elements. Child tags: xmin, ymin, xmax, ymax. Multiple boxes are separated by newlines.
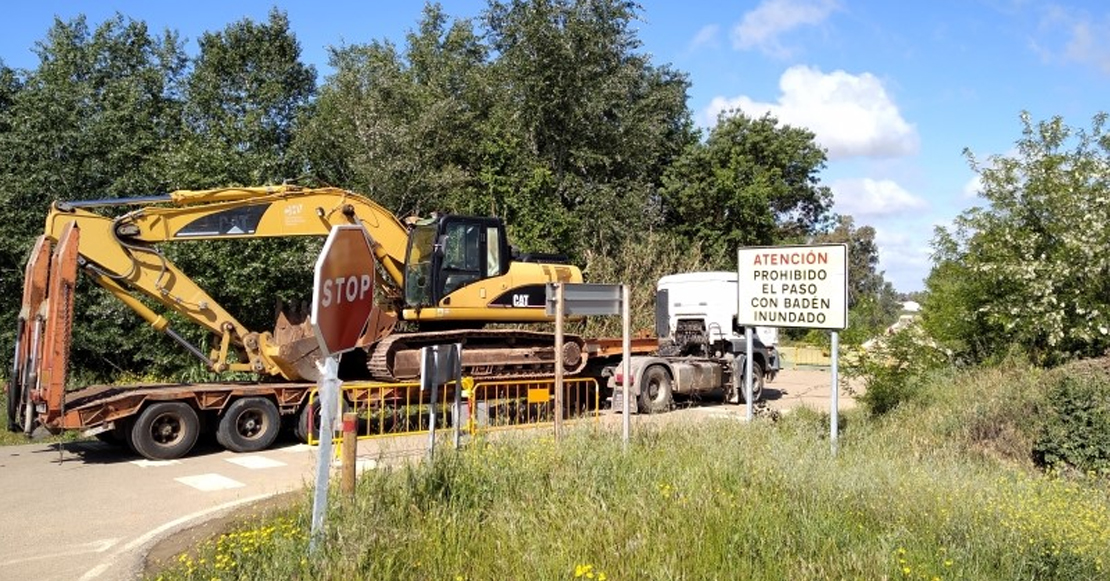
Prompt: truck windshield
<box><xmin>404</xmin><ymin>224</ymin><xmax>437</xmax><ymax>307</ymax></box>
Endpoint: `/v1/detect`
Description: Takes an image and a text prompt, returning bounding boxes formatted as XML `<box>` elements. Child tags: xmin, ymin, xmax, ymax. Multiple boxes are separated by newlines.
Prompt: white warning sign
<box><xmin>737</xmin><ymin>244</ymin><xmax>848</xmax><ymax>330</ymax></box>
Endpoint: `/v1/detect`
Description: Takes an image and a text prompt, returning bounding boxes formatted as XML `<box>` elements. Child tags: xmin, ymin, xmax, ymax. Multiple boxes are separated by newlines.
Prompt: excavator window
<box><xmin>441</xmin><ymin>221</ymin><xmax>482</xmax><ymax>295</ymax></box>
<box><xmin>486</xmin><ymin>226</ymin><xmax>502</xmax><ymax>277</ymax></box>
<box><xmin>404</xmin><ymin>215</ymin><xmax>509</xmax><ymax>306</ymax></box>
<box><xmin>404</xmin><ymin>224</ymin><xmax>437</xmax><ymax>307</ymax></box>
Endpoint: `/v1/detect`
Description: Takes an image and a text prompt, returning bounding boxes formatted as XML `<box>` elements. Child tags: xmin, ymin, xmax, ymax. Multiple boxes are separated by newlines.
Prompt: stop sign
<box><xmin>311</xmin><ymin>225</ymin><xmax>377</xmax><ymax>357</ymax></box>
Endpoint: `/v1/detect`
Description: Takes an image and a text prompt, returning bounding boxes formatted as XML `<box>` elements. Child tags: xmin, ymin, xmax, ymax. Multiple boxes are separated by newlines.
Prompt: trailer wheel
<box><xmin>131</xmin><ymin>402</ymin><xmax>200</xmax><ymax>460</ymax></box>
<box><xmin>638</xmin><ymin>365</ymin><xmax>673</xmax><ymax>414</ymax></box>
<box><xmin>216</xmin><ymin>397</ymin><xmax>280</xmax><ymax>453</ymax></box>
<box><xmin>294</xmin><ymin>397</ymin><xmax>350</xmax><ymax>444</ymax></box>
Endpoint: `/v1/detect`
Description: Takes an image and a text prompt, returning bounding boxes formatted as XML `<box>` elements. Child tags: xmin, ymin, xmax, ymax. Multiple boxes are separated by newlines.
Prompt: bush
<box><xmin>1033</xmin><ymin>363</ymin><xmax>1110</xmax><ymax>475</ymax></box>
<box><xmin>846</xmin><ymin>324</ymin><xmax>947</xmax><ymax>416</ymax></box>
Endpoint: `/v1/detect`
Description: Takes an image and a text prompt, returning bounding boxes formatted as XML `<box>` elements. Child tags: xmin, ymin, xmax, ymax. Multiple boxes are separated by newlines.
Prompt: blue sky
<box><xmin>2</xmin><ymin>1</ymin><xmax>1108</xmax><ymax>292</ymax></box>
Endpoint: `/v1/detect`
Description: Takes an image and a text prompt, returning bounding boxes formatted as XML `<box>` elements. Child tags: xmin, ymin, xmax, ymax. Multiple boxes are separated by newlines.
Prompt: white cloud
<box><xmin>687</xmin><ymin>24</ymin><xmax>720</xmax><ymax>52</ymax></box>
<box><xmin>1033</xmin><ymin>5</ymin><xmax>1110</xmax><ymax>75</ymax></box>
<box><xmin>1062</xmin><ymin>20</ymin><xmax>1110</xmax><ymax>74</ymax></box>
<box><xmin>732</xmin><ymin>0</ymin><xmax>839</xmax><ymax>58</ymax></box>
<box><xmin>830</xmin><ymin>178</ymin><xmax>928</xmax><ymax>217</ymax></box>
<box><xmin>874</xmin><ymin>227</ymin><xmax>932</xmax><ymax>292</ymax></box>
<box><xmin>705</xmin><ymin>65</ymin><xmax>919</xmax><ymax>160</ymax></box>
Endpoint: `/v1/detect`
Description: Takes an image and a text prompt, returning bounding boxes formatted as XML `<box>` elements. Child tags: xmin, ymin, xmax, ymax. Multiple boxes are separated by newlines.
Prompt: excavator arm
<box><xmin>38</xmin><ymin>185</ymin><xmax>413</xmax><ymax>382</ymax></box>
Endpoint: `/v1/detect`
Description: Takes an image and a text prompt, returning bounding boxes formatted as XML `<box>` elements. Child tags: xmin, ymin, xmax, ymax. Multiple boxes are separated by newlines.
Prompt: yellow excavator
<box><xmin>10</xmin><ymin>184</ymin><xmax>584</xmax><ymax>395</ymax></box>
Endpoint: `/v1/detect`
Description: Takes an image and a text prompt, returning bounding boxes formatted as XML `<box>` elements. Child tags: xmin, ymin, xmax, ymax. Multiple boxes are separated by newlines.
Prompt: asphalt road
<box><xmin>0</xmin><ymin>369</ymin><xmax>851</xmax><ymax>581</ymax></box>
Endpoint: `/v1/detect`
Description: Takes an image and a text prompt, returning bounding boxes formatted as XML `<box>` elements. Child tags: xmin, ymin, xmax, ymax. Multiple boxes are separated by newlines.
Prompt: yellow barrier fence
<box><xmin>468</xmin><ymin>377</ymin><xmax>601</xmax><ymax>433</ymax></box>
<box><xmin>778</xmin><ymin>345</ymin><xmax>832</xmax><ymax>368</ymax></box>
<box><xmin>308</xmin><ymin>376</ymin><xmax>601</xmax><ymax>445</ymax></box>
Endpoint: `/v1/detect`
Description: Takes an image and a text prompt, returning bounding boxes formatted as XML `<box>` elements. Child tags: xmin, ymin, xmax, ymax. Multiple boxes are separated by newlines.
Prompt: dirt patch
<box><xmin>142</xmin><ymin>491</ymin><xmax>304</xmax><ymax>578</ymax></box>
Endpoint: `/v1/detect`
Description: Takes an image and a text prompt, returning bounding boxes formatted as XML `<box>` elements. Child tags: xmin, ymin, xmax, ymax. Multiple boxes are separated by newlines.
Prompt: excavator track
<box><xmin>366</xmin><ymin>329</ymin><xmax>586</xmax><ymax>382</ymax></box>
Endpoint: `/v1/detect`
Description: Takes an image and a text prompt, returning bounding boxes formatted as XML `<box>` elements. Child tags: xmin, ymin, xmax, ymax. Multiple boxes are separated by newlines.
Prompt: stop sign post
<box><xmin>309</xmin><ymin>224</ymin><xmax>376</xmax><ymax>551</ymax></box>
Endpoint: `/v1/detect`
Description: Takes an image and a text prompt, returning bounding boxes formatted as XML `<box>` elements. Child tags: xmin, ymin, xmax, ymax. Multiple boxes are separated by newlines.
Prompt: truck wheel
<box><xmin>216</xmin><ymin>397</ymin><xmax>280</xmax><ymax>453</ymax></box>
<box><xmin>131</xmin><ymin>402</ymin><xmax>200</xmax><ymax>460</ymax></box>
<box><xmin>742</xmin><ymin>362</ymin><xmax>765</xmax><ymax>403</ymax></box>
<box><xmin>638</xmin><ymin>365</ymin><xmax>673</xmax><ymax>414</ymax></box>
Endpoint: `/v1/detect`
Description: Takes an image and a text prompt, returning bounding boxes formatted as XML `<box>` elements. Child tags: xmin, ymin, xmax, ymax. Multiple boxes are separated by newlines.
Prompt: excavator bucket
<box><xmin>34</xmin><ymin>222</ymin><xmax>80</xmax><ymax>428</ymax></box>
<box><xmin>272</xmin><ymin>299</ymin><xmax>397</xmax><ymax>382</ymax></box>
<box><xmin>273</xmin><ymin>300</ymin><xmax>321</xmax><ymax>381</ymax></box>
<box><xmin>7</xmin><ymin>236</ymin><xmax>52</xmax><ymax>432</ymax></box>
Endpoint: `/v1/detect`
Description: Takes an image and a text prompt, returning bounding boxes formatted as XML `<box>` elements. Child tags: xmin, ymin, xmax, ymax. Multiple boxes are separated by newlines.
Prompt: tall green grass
<box><xmin>152</xmin><ymin>363</ymin><xmax>1110</xmax><ymax>580</ymax></box>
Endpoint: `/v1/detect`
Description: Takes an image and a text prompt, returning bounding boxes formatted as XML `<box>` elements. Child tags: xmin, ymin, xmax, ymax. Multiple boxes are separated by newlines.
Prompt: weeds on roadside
<box><xmin>151</xmin><ymin>394</ymin><xmax>1110</xmax><ymax>581</ymax></box>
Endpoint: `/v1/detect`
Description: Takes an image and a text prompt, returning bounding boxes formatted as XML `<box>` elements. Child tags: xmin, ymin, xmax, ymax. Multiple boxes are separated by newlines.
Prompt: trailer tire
<box><xmin>131</xmin><ymin>402</ymin><xmax>200</xmax><ymax>460</ymax></box>
<box><xmin>294</xmin><ymin>397</ymin><xmax>350</xmax><ymax>444</ymax></box>
<box><xmin>638</xmin><ymin>365</ymin><xmax>673</xmax><ymax>414</ymax></box>
<box><xmin>216</xmin><ymin>397</ymin><xmax>280</xmax><ymax>453</ymax></box>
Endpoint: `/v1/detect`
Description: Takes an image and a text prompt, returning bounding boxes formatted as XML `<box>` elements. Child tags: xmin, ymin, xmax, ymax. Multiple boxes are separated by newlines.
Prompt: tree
<box><xmin>926</xmin><ymin>112</ymin><xmax>1110</xmax><ymax>366</ymax></box>
<box><xmin>298</xmin><ymin>0</ymin><xmax>695</xmax><ymax>261</ymax></box>
<box><xmin>295</xmin><ymin>4</ymin><xmax>490</xmax><ymax>217</ymax></box>
<box><xmin>482</xmin><ymin>0</ymin><xmax>695</xmax><ymax>255</ymax></box>
<box><xmin>168</xmin><ymin>8</ymin><xmax>316</xmax><ymax>186</ymax></box>
<box><xmin>0</xmin><ymin>15</ymin><xmax>187</xmax><ymax>380</ymax></box>
<box><xmin>661</xmin><ymin>111</ymin><xmax>833</xmax><ymax>267</ymax></box>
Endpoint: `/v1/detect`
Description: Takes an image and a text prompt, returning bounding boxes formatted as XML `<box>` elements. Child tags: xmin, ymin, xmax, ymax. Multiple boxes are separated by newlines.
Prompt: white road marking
<box><xmin>79</xmin><ymin>493</ymin><xmax>275</xmax><ymax>581</ymax></box>
<box><xmin>130</xmin><ymin>459</ymin><xmax>181</xmax><ymax>468</ymax></box>
<box><xmin>282</xmin><ymin>443</ymin><xmax>312</xmax><ymax>453</ymax></box>
<box><xmin>1</xmin><ymin>538</ymin><xmax>119</xmax><ymax>566</ymax></box>
<box><xmin>225</xmin><ymin>455</ymin><xmax>286</xmax><ymax>469</ymax></box>
<box><xmin>174</xmin><ymin>473</ymin><xmax>245</xmax><ymax>491</ymax></box>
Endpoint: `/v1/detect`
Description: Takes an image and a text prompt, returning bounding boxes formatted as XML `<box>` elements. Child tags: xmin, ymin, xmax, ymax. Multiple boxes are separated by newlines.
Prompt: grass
<box><xmin>147</xmin><ymin>361</ymin><xmax>1110</xmax><ymax>580</ymax></box>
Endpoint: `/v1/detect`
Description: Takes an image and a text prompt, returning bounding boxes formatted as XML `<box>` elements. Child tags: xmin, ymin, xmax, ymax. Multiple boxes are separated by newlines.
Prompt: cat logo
<box><xmin>512</xmin><ymin>294</ymin><xmax>530</xmax><ymax>307</ymax></box>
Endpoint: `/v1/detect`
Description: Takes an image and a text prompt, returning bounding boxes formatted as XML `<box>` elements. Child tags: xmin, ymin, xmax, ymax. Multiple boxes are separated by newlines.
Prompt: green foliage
<box><xmin>661</xmin><ymin>111</ymin><xmax>833</xmax><ymax>266</ymax></box>
<box><xmin>297</xmin><ymin>0</ymin><xmax>695</xmax><ymax>263</ymax></box>
<box><xmin>846</xmin><ymin>324</ymin><xmax>948</xmax><ymax>416</ymax></box>
<box><xmin>0</xmin><ymin>15</ymin><xmax>187</xmax><ymax>382</ymax></box>
<box><xmin>1033</xmin><ymin>362</ymin><xmax>1110</xmax><ymax>475</ymax></box>
<box><xmin>928</xmin><ymin>111</ymin><xmax>1110</xmax><ymax>366</ymax></box>
<box><xmin>576</xmin><ymin>230</ymin><xmax>713</xmax><ymax>336</ymax></box>
<box><xmin>169</xmin><ymin>9</ymin><xmax>315</xmax><ymax>186</ymax></box>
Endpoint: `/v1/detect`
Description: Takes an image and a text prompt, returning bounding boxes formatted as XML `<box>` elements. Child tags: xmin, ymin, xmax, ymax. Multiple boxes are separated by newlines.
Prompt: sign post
<box><xmin>421</xmin><ymin>343</ymin><xmax>462</xmax><ymax>459</ymax></box>
<box><xmin>546</xmin><ymin>283</ymin><xmax>627</xmax><ymax>444</ymax></box>
<box><xmin>736</xmin><ymin>244</ymin><xmax>848</xmax><ymax>453</ymax></box>
<box><xmin>308</xmin><ymin>225</ymin><xmax>377</xmax><ymax>550</ymax></box>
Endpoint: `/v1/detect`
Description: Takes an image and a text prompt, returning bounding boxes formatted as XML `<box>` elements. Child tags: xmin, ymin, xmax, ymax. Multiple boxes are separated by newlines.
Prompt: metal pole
<box><xmin>425</xmin><ymin>346</ymin><xmax>438</xmax><ymax>460</ymax></box>
<box><xmin>744</xmin><ymin>327</ymin><xmax>754</xmax><ymax>422</ymax></box>
<box><xmin>831</xmin><ymin>331</ymin><xmax>840</xmax><ymax>455</ymax></box>
<box><xmin>310</xmin><ymin>355</ymin><xmax>339</xmax><ymax>551</ymax></box>
<box><xmin>452</xmin><ymin>343</ymin><xmax>462</xmax><ymax>450</ymax></box>
<box><xmin>554</xmin><ymin>283</ymin><xmax>564</xmax><ymax>442</ymax></box>
<box><xmin>621</xmin><ymin>284</ymin><xmax>631</xmax><ymax>449</ymax></box>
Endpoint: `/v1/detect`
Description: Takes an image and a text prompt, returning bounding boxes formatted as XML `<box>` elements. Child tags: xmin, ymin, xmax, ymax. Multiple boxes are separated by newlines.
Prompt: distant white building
<box><xmin>902</xmin><ymin>300</ymin><xmax>921</xmax><ymax>313</ymax></box>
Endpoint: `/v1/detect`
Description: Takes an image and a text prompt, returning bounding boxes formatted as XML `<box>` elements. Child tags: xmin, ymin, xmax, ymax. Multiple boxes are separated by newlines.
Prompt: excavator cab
<box><xmin>403</xmin><ymin>215</ymin><xmax>507</xmax><ymax>309</ymax></box>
